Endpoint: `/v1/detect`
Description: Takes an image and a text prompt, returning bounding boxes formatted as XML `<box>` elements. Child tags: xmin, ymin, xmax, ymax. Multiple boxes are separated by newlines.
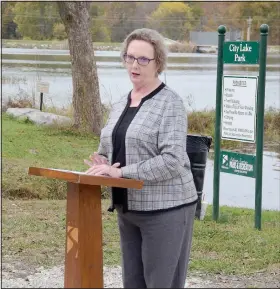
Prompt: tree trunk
<box><xmin>57</xmin><ymin>2</ymin><xmax>103</xmax><ymax>135</ymax></box>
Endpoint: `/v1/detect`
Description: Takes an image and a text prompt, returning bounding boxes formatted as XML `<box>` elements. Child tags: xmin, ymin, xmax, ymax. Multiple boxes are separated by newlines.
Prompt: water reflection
<box><xmin>2</xmin><ymin>48</ymin><xmax>280</xmax><ymax>110</ymax></box>
<box><xmin>2</xmin><ymin>67</ymin><xmax>279</xmax><ymax>111</ymax></box>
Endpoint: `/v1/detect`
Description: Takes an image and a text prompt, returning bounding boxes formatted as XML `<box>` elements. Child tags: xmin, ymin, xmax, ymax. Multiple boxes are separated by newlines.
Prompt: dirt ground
<box><xmin>2</xmin><ymin>259</ymin><xmax>280</xmax><ymax>288</ymax></box>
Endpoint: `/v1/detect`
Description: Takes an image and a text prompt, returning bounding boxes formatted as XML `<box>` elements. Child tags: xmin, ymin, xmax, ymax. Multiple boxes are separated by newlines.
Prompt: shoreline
<box><xmin>3</xmin><ymin>39</ymin><xmax>280</xmax><ymax>54</ymax></box>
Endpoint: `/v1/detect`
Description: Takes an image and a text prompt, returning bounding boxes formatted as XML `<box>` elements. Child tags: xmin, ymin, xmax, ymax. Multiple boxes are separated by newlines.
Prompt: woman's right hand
<box><xmin>84</xmin><ymin>152</ymin><xmax>108</xmax><ymax>167</ymax></box>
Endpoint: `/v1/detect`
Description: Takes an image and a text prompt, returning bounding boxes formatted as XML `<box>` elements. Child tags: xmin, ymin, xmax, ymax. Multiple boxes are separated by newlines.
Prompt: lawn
<box><xmin>2</xmin><ymin>112</ymin><xmax>280</xmax><ymax>275</ymax></box>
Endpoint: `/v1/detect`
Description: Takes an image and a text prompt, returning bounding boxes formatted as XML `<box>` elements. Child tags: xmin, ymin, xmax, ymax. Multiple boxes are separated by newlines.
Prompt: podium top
<box><xmin>28</xmin><ymin>167</ymin><xmax>143</xmax><ymax>189</ymax></box>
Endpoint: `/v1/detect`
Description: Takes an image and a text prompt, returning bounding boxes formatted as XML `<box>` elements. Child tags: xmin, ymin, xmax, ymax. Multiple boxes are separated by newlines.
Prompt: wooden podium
<box><xmin>28</xmin><ymin>167</ymin><xmax>143</xmax><ymax>288</ymax></box>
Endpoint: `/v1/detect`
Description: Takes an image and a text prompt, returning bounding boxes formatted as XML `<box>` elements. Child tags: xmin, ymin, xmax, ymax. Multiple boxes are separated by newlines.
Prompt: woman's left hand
<box><xmin>85</xmin><ymin>162</ymin><xmax>122</xmax><ymax>178</ymax></box>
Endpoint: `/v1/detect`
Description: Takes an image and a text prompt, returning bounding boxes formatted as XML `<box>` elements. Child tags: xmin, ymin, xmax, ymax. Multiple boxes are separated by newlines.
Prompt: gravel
<box><xmin>2</xmin><ymin>265</ymin><xmax>123</xmax><ymax>288</ymax></box>
<box><xmin>2</xmin><ymin>263</ymin><xmax>279</xmax><ymax>288</ymax></box>
<box><xmin>1</xmin><ymin>264</ymin><xmax>211</xmax><ymax>288</ymax></box>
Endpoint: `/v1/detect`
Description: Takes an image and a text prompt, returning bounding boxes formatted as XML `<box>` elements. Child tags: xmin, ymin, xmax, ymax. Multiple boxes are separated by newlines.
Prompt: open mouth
<box><xmin>132</xmin><ymin>72</ymin><xmax>140</xmax><ymax>76</ymax></box>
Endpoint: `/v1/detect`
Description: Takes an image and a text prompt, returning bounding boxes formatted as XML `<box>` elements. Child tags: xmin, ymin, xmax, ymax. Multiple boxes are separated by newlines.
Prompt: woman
<box><xmin>85</xmin><ymin>28</ymin><xmax>198</xmax><ymax>288</ymax></box>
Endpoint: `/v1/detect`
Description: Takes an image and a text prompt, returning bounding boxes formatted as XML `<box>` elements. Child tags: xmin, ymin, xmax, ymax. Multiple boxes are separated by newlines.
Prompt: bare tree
<box><xmin>57</xmin><ymin>2</ymin><xmax>103</xmax><ymax>135</ymax></box>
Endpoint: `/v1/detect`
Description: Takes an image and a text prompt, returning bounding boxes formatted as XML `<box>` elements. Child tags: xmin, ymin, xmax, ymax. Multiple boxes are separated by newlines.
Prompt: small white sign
<box><xmin>221</xmin><ymin>75</ymin><xmax>258</xmax><ymax>143</ymax></box>
<box><xmin>37</xmin><ymin>81</ymin><xmax>50</xmax><ymax>93</ymax></box>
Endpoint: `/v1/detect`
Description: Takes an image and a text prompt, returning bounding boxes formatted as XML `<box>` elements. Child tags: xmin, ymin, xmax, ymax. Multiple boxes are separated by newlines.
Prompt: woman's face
<box><xmin>124</xmin><ymin>40</ymin><xmax>158</xmax><ymax>87</ymax></box>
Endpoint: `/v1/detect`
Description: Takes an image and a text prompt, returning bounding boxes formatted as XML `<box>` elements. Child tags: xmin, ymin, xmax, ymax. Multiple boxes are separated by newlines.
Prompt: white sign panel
<box><xmin>37</xmin><ymin>81</ymin><xmax>50</xmax><ymax>93</ymax></box>
<box><xmin>221</xmin><ymin>75</ymin><xmax>258</xmax><ymax>143</ymax></box>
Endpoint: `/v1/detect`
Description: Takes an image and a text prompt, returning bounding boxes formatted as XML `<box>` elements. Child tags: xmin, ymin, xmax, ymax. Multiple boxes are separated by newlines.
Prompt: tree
<box><xmin>57</xmin><ymin>2</ymin><xmax>103</xmax><ymax>135</ymax></box>
<box><xmin>226</xmin><ymin>2</ymin><xmax>280</xmax><ymax>44</ymax></box>
<box><xmin>105</xmin><ymin>2</ymin><xmax>142</xmax><ymax>42</ymax></box>
<box><xmin>148</xmin><ymin>2</ymin><xmax>194</xmax><ymax>41</ymax></box>
<box><xmin>2</xmin><ymin>2</ymin><xmax>21</xmax><ymax>39</ymax></box>
<box><xmin>199</xmin><ymin>2</ymin><xmax>232</xmax><ymax>32</ymax></box>
<box><xmin>13</xmin><ymin>2</ymin><xmax>60</xmax><ymax>40</ymax></box>
<box><xmin>103</xmin><ymin>2</ymin><xmax>159</xmax><ymax>42</ymax></box>
<box><xmin>53</xmin><ymin>23</ymin><xmax>67</xmax><ymax>40</ymax></box>
<box><xmin>89</xmin><ymin>3</ymin><xmax>111</xmax><ymax>42</ymax></box>
<box><xmin>188</xmin><ymin>2</ymin><xmax>204</xmax><ymax>31</ymax></box>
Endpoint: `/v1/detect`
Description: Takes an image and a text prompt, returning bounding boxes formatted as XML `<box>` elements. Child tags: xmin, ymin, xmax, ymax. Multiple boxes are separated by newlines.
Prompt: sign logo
<box><xmin>220</xmin><ymin>151</ymin><xmax>255</xmax><ymax>178</ymax></box>
<box><xmin>222</xmin><ymin>154</ymin><xmax>228</xmax><ymax>166</ymax></box>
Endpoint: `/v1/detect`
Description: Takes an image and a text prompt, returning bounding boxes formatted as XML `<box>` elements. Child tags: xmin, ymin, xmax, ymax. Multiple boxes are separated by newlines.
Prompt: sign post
<box><xmin>37</xmin><ymin>81</ymin><xmax>50</xmax><ymax>111</ymax></box>
<box><xmin>255</xmin><ymin>24</ymin><xmax>269</xmax><ymax>230</ymax></box>
<box><xmin>213</xmin><ymin>25</ymin><xmax>226</xmax><ymax>221</ymax></box>
<box><xmin>213</xmin><ymin>24</ymin><xmax>269</xmax><ymax>230</ymax></box>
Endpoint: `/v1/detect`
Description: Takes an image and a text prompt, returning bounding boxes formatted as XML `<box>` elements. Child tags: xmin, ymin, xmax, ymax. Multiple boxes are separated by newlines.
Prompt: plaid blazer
<box><xmin>98</xmin><ymin>85</ymin><xmax>197</xmax><ymax>211</ymax></box>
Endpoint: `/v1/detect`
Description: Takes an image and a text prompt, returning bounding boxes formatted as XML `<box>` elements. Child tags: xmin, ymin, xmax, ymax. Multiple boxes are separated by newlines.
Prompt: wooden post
<box><xmin>28</xmin><ymin>167</ymin><xmax>143</xmax><ymax>288</ymax></box>
<box><xmin>64</xmin><ymin>183</ymin><xmax>103</xmax><ymax>288</ymax></box>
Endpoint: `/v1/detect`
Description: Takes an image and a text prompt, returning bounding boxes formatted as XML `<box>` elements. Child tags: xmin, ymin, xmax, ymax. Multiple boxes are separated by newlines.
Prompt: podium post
<box><xmin>28</xmin><ymin>167</ymin><xmax>143</xmax><ymax>288</ymax></box>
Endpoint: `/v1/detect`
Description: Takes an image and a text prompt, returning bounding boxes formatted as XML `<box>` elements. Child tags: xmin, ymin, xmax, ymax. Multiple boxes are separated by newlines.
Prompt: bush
<box><xmin>53</xmin><ymin>23</ymin><xmax>67</xmax><ymax>40</ymax></box>
<box><xmin>91</xmin><ymin>25</ymin><xmax>111</xmax><ymax>42</ymax></box>
<box><xmin>168</xmin><ymin>41</ymin><xmax>197</xmax><ymax>53</ymax></box>
<box><xmin>6</xmin><ymin>94</ymin><xmax>34</xmax><ymax>109</ymax></box>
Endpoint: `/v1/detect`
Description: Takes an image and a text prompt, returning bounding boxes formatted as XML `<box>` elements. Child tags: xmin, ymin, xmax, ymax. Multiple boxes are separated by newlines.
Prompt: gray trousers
<box><xmin>116</xmin><ymin>203</ymin><xmax>197</xmax><ymax>288</ymax></box>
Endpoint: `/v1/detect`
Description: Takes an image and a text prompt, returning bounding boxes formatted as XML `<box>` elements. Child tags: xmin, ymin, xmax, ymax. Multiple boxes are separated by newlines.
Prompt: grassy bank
<box><xmin>2</xmin><ymin>39</ymin><xmax>196</xmax><ymax>53</ymax></box>
<box><xmin>2</xmin><ymin>109</ymin><xmax>280</xmax><ymax>200</ymax></box>
<box><xmin>3</xmin><ymin>39</ymin><xmax>280</xmax><ymax>54</ymax></box>
<box><xmin>2</xmin><ymin>39</ymin><xmax>122</xmax><ymax>51</ymax></box>
<box><xmin>187</xmin><ymin>108</ymin><xmax>280</xmax><ymax>153</ymax></box>
<box><xmin>2</xmin><ymin>113</ymin><xmax>100</xmax><ymax>199</ymax></box>
<box><xmin>2</xmin><ymin>199</ymin><xmax>279</xmax><ymax>275</ymax></box>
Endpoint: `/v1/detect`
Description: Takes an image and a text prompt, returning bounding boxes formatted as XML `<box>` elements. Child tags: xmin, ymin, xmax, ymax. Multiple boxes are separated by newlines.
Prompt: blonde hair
<box><xmin>120</xmin><ymin>28</ymin><xmax>167</xmax><ymax>74</ymax></box>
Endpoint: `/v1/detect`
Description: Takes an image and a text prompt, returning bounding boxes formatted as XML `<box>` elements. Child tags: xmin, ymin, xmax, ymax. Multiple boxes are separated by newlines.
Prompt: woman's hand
<box><xmin>84</xmin><ymin>152</ymin><xmax>108</xmax><ymax>167</ymax></box>
<box><xmin>85</xmin><ymin>162</ymin><xmax>122</xmax><ymax>178</ymax></box>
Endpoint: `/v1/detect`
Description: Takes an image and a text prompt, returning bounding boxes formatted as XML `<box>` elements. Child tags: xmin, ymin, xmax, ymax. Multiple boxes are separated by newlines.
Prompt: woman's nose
<box><xmin>132</xmin><ymin>59</ymin><xmax>139</xmax><ymax>68</ymax></box>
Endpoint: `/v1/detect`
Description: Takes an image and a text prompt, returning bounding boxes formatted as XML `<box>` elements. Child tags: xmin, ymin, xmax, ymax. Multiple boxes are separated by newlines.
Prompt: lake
<box><xmin>2</xmin><ymin>48</ymin><xmax>280</xmax><ymax>111</ymax></box>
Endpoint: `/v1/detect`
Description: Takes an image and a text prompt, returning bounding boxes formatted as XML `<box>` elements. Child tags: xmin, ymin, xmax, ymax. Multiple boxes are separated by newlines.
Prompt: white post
<box><xmin>247</xmin><ymin>17</ymin><xmax>252</xmax><ymax>41</ymax></box>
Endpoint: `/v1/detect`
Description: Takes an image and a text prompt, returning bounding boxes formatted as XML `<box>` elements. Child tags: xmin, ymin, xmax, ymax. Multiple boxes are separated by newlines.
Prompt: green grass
<box><xmin>2</xmin><ymin>54</ymin><xmax>122</xmax><ymax>63</ymax></box>
<box><xmin>2</xmin><ymin>199</ymin><xmax>280</xmax><ymax>274</ymax></box>
<box><xmin>191</xmin><ymin>207</ymin><xmax>280</xmax><ymax>274</ymax></box>
<box><xmin>2</xmin><ymin>39</ymin><xmax>122</xmax><ymax>50</ymax></box>
<box><xmin>2</xmin><ymin>39</ymin><xmax>121</xmax><ymax>45</ymax></box>
<box><xmin>2</xmin><ymin>199</ymin><xmax>120</xmax><ymax>269</ymax></box>
<box><xmin>2</xmin><ymin>113</ymin><xmax>100</xmax><ymax>199</ymax></box>
<box><xmin>2</xmin><ymin>109</ymin><xmax>280</xmax><ymax>199</ymax></box>
<box><xmin>2</xmin><ymin>112</ymin><xmax>280</xmax><ymax>275</ymax></box>
<box><xmin>3</xmin><ymin>39</ymin><xmax>279</xmax><ymax>54</ymax></box>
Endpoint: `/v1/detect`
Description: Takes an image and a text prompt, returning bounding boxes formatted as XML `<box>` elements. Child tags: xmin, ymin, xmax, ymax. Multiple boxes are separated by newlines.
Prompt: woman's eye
<box><xmin>139</xmin><ymin>57</ymin><xmax>148</xmax><ymax>62</ymax></box>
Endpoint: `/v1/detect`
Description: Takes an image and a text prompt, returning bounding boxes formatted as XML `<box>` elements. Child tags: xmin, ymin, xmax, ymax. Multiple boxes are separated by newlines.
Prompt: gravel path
<box><xmin>2</xmin><ymin>265</ymin><xmax>122</xmax><ymax>288</ymax></box>
<box><xmin>2</xmin><ymin>264</ymin><xmax>211</xmax><ymax>288</ymax></box>
<box><xmin>2</xmin><ymin>263</ymin><xmax>279</xmax><ymax>288</ymax></box>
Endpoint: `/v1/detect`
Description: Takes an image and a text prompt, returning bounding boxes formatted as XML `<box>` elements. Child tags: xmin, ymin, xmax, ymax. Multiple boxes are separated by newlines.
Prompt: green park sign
<box><xmin>220</xmin><ymin>150</ymin><xmax>256</xmax><ymax>178</ymax></box>
<box><xmin>223</xmin><ymin>41</ymin><xmax>259</xmax><ymax>64</ymax></box>
<box><xmin>214</xmin><ymin>24</ymin><xmax>269</xmax><ymax>230</ymax></box>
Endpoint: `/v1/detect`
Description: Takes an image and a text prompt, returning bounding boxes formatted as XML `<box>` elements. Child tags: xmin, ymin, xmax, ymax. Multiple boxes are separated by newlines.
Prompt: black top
<box><xmin>113</xmin><ymin>107</ymin><xmax>137</xmax><ymax>168</ymax></box>
<box><xmin>110</xmin><ymin>82</ymin><xmax>166</xmax><ymax>212</ymax></box>
<box><xmin>111</xmin><ymin>107</ymin><xmax>137</xmax><ymax>205</ymax></box>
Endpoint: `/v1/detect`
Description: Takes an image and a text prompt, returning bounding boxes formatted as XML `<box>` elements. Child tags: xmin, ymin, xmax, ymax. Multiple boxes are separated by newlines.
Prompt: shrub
<box><xmin>168</xmin><ymin>41</ymin><xmax>197</xmax><ymax>53</ymax></box>
<box><xmin>53</xmin><ymin>23</ymin><xmax>67</xmax><ymax>40</ymax></box>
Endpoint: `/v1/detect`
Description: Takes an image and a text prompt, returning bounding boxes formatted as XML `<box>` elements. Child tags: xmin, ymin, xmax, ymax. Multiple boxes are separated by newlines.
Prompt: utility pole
<box><xmin>247</xmin><ymin>16</ymin><xmax>252</xmax><ymax>41</ymax></box>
